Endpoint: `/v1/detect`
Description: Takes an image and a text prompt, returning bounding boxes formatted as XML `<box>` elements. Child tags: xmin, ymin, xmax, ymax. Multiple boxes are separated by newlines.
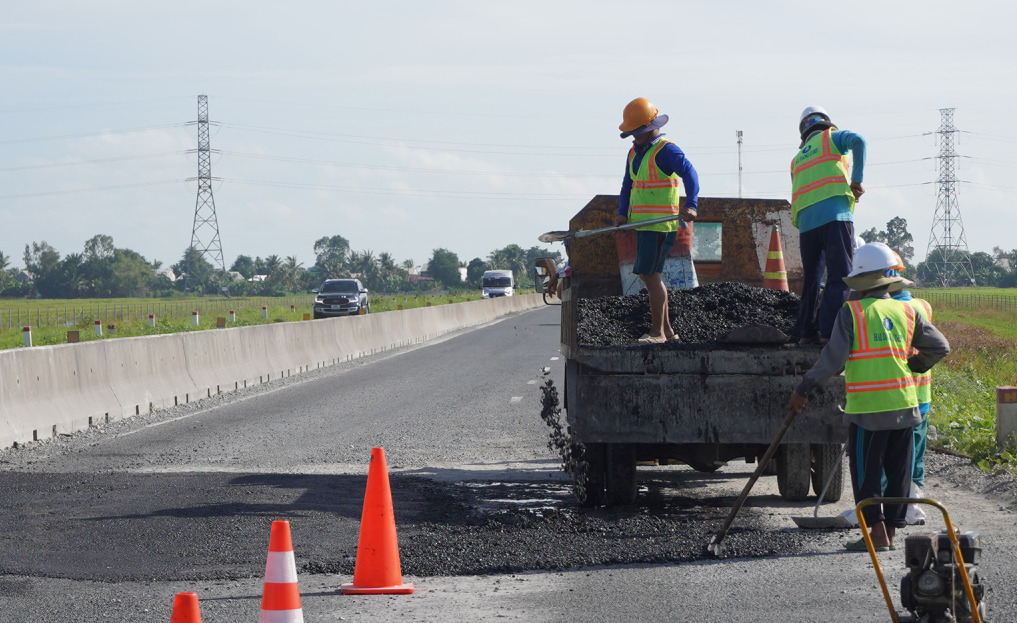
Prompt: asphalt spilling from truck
<box><xmin>577</xmin><ymin>281</ymin><xmax>801</xmax><ymax>345</ymax></box>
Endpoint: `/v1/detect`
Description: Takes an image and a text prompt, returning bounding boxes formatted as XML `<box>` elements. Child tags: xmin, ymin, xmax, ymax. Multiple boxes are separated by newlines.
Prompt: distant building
<box><xmin>227</xmin><ymin>270</ymin><xmax>246</xmax><ymax>282</ymax></box>
<box><xmin>15</xmin><ymin>270</ymin><xmax>34</xmax><ymax>283</ymax></box>
<box><xmin>248</xmin><ymin>274</ymin><xmax>268</xmax><ymax>283</ymax></box>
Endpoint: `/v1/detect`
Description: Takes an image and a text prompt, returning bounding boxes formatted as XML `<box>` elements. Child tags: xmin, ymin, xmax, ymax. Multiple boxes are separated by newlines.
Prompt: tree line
<box><xmin>0</xmin><ymin>234</ymin><xmax>562</xmax><ymax>299</ymax></box>
<box><xmin>860</xmin><ymin>216</ymin><xmax>1017</xmax><ymax>288</ymax></box>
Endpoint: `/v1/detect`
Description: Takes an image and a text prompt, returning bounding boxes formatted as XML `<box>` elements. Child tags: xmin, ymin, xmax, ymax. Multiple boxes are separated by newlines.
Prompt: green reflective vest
<box><xmin>627</xmin><ymin>139</ymin><xmax>683</xmax><ymax>233</ymax></box>
<box><xmin>790</xmin><ymin>128</ymin><xmax>854</xmax><ymax>228</ymax></box>
<box><xmin>844</xmin><ymin>298</ymin><xmax>919</xmax><ymax>414</ymax></box>
<box><xmin>906</xmin><ymin>298</ymin><xmax>933</xmax><ymax>404</ymax></box>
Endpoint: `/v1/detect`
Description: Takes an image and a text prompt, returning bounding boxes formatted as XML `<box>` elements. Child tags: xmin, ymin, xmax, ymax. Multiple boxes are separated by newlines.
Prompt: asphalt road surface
<box><xmin>1</xmin><ymin>305</ymin><xmax>1015</xmax><ymax>622</ymax></box>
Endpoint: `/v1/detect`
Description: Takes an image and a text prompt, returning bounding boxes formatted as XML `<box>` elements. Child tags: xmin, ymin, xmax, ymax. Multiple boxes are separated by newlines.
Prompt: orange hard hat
<box><xmin>891</xmin><ymin>250</ymin><xmax>906</xmax><ymax>271</ymax></box>
<box><xmin>619</xmin><ymin>97</ymin><xmax>660</xmax><ymax>133</ymax></box>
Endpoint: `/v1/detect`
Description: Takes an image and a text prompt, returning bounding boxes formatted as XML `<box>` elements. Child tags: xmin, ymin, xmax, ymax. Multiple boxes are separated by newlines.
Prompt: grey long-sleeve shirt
<box><xmin>794</xmin><ymin>287</ymin><xmax>951</xmax><ymax>431</ymax></box>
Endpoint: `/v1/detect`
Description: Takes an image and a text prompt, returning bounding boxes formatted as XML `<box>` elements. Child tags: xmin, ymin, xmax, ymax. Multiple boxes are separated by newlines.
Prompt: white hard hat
<box><xmin>847</xmin><ymin>242</ymin><xmax>898</xmax><ymax>277</ymax></box>
<box><xmin>799</xmin><ymin>105</ymin><xmax>832</xmax><ymax>134</ymax></box>
<box><xmin>853</xmin><ymin>235</ymin><xmax>866</xmax><ymax>250</ymax></box>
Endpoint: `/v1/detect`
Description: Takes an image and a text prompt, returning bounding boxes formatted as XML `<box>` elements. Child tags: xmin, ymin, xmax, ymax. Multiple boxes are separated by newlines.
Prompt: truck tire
<box><xmin>777</xmin><ymin>443</ymin><xmax>811</xmax><ymax>501</ymax></box>
<box><xmin>810</xmin><ymin>443</ymin><xmax>844</xmax><ymax>503</ymax></box>
<box><xmin>605</xmin><ymin>443</ymin><xmax>637</xmax><ymax>506</ymax></box>
<box><xmin>575</xmin><ymin>443</ymin><xmax>607</xmax><ymax>507</ymax></box>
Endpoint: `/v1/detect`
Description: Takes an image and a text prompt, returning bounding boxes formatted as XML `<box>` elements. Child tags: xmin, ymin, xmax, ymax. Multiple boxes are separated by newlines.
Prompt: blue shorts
<box><xmin>632</xmin><ymin>230</ymin><xmax>676</xmax><ymax>275</ymax></box>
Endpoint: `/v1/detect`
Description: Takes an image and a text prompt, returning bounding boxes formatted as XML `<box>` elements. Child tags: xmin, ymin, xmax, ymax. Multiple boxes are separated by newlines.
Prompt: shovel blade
<box><xmin>791</xmin><ymin>516</ymin><xmax>854</xmax><ymax>529</ymax></box>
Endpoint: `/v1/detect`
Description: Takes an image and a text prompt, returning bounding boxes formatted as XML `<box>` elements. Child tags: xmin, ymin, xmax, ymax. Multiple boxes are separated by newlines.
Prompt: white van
<box><xmin>481</xmin><ymin>269</ymin><xmax>514</xmax><ymax>298</ymax></box>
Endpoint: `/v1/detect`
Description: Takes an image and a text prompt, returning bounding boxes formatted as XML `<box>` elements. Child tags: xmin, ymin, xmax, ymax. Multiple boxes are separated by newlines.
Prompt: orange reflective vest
<box><xmin>790</xmin><ymin>128</ymin><xmax>854</xmax><ymax>228</ymax></box>
<box><xmin>905</xmin><ymin>297</ymin><xmax>933</xmax><ymax>404</ymax></box>
<box><xmin>844</xmin><ymin>298</ymin><xmax>919</xmax><ymax>414</ymax></box>
<box><xmin>627</xmin><ymin>139</ymin><xmax>684</xmax><ymax>233</ymax></box>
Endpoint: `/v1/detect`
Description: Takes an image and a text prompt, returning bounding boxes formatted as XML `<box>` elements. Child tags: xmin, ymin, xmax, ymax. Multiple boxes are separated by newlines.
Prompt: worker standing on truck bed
<box><xmin>614</xmin><ymin>97</ymin><xmax>700</xmax><ymax>344</ymax></box>
<box><xmin>791</xmin><ymin>106</ymin><xmax>867</xmax><ymax>345</ymax></box>
<box><xmin>786</xmin><ymin>242</ymin><xmax>950</xmax><ymax>551</ymax></box>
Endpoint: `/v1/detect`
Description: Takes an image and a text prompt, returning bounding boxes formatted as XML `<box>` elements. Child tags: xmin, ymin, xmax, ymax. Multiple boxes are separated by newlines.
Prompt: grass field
<box><xmin>911</xmin><ymin>289</ymin><xmax>1017</xmax><ymax>471</ymax></box>
<box><xmin>0</xmin><ymin>291</ymin><xmax>502</xmax><ymax>349</ymax></box>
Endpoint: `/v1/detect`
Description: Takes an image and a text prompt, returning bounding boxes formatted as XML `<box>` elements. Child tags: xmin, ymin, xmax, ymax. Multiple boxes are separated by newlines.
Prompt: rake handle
<box><xmin>709</xmin><ymin>407</ymin><xmax>799</xmax><ymax>553</ymax></box>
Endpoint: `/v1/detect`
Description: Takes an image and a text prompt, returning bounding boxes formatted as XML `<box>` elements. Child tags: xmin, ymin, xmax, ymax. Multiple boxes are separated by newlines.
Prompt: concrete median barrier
<box><xmin>0</xmin><ymin>294</ymin><xmax>544</xmax><ymax>449</ymax></box>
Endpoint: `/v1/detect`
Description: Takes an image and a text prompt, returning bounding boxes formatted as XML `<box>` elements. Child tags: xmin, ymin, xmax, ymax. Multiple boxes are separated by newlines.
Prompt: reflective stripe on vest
<box><xmin>907</xmin><ymin>297</ymin><xmax>933</xmax><ymax>404</ymax></box>
<box><xmin>844</xmin><ymin>298</ymin><xmax>919</xmax><ymax>414</ymax></box>
<box><xmin>790</xmin><ymin>128</ymin><xmax>854</xmax><ymax>228</ymax></box>
<box><xmin>627</xmin><ymin>139</ymin><xmax>682</xmax><ymax>232</ymax></box>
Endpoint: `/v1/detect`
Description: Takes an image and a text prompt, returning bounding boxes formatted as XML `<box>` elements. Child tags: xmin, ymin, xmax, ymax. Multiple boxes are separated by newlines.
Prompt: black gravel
<box><xmin>578</xmin><ymin>281</ymin><xmax>800</xmax><ymax>346</ymax></box>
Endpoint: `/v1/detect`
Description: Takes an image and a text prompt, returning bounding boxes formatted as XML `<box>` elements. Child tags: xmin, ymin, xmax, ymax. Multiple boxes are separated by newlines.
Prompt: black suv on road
<box><xmin>312</xmin><ymin>279</ymin><xmax>370</xmax><ymax>319</ymax></box>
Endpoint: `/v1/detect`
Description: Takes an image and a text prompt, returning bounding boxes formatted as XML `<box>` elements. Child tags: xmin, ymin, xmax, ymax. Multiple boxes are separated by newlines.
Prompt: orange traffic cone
<box><xmin>259</xmin><ymin>520</ymin><xmax>304</xmax><ymax>622</ymax></box>
<box><xmin>341</xmin><ymin>447</ymin><xmax>415</xmax><ymax>595</ymax></box>
<box><xmin>170</xmin><ymin>592</ymin><xmax>201</xmax><ymax>623</ymax></box>
<box><xmin>762</xmin><ymin>224</ymin><xmax>789</xmax><ymax>291</ymax></box>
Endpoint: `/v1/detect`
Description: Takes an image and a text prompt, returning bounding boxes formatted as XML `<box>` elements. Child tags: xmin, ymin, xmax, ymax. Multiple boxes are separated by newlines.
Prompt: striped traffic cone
<box><xmin>259</xmin><ymin>520</ymin><xmax>304</xmax><ymax>623</ymax></box>
<box><xmin>341</xmin><ymin>447</ymin><xmax>415</xmax><ymax>595</ymax></box>
<box><xmin>170</xmin><ymin>592</ymin><xmax>201</xmax><ymax>623</ymax></box>
<box><xmin>762</xmin><ymin>225</ymin><xmax>789</xmax><ymax>291</ymax></box>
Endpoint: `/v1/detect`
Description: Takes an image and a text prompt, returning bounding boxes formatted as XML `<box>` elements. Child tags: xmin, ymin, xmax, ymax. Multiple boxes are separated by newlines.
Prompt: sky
<box><xmin>2</xmin><ymin>1</ymin><xmax>1015</xmax><ymax>274</ymax></box>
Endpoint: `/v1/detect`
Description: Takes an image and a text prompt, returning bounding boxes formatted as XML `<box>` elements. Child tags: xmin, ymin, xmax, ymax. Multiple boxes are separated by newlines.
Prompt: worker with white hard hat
<box><xmin>614</xmin><ymin>97</ymin><xmax>700</xmax><ymax>343</ymax></box>
<box><xmin>787</xmin><ymin>242</ymin><xmax>950</xmax><ymax>551</ymax></box>
<box><xmin>791</xmin><ymin>106</ymin><xmax>867</xmax><ymax>345</ymax></box>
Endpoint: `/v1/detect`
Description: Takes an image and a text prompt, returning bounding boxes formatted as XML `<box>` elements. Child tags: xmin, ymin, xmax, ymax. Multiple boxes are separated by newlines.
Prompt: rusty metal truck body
<box><xmin>557</xmin><ymin>196</ymin><xmax>848</xmax><ymax>506</ymax></box>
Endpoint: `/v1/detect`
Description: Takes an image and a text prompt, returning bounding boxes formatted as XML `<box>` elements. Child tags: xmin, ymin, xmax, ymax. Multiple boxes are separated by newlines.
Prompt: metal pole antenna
<box><xmin>736</xmin><ymin>130</ymin><xmax>743</xmax><ymax>198</ymax></box>
<box><xmin>924</xmin><ymin>108</ymin><xmax>975</xmax><ymax>286</ymax></box>
<box><xmin>184</xmin><ymin>95</ymin><xmax>227</xmax><ymax>294</ymax></box>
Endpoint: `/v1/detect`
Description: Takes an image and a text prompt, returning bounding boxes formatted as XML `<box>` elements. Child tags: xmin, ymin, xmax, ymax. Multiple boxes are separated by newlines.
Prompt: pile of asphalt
<box><xmin>577</xmin><ymin>281</ymin><xmax>800</xmax><ymax>346</ymax></box>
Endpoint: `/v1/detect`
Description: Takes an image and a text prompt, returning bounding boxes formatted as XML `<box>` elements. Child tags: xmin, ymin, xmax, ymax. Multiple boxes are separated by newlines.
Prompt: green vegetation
<box><xmin>1</xmin><ymin>233</ymin><xmax>560</xmax><ymax>299</ymax></box>
<box><xmin>914</xmin><ymin>290</ymin><xmax>1017</xmax><ymax>474</ymax></box>
<box><xmin>0</xmin><ymin>291</ymin><xmax>529</xmax><ymax>350</ymax></box>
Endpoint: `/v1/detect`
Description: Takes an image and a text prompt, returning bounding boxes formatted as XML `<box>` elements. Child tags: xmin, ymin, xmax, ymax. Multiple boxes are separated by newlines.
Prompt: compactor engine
<box><xmin>900</xmin><ymin>531</ymin><xmax>985</xmax><ymax>623</ymax></box>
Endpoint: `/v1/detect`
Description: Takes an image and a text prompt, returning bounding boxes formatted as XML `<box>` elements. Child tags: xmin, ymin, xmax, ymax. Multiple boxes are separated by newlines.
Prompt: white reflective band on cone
<box><xmin>259</xmin><ymin>608</ymin><xmax>304</xmax><ymax>623</ymax></box>
<box><xmin>264</xmin><ymin>551</ymin><xmax>298</xmax><ymax>583</ymax></box>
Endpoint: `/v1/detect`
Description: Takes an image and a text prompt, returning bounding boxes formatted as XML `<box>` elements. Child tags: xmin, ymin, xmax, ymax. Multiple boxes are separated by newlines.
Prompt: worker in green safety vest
<box><xmin>614</xmin><ymin>97</ymin><xmax>700</xmax><ymax>344</ymax></box>
<box><xmin>791</xmin><ymin>106</ymin><xmax>867</xmax><ymax>346</ymax></box>
<box><xmin>787</xmin><ymin>242</ymin><xmax>950</xmax><ymax>551</ymax></box>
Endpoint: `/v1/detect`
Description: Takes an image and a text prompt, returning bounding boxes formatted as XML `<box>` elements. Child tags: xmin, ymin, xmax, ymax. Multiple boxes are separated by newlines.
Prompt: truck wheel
<box><xmin>777</xmin><ymin>444</ymin><xmax>811</xmax><ymax>501</ymax></box>
<box><xmin>575</xmin><ymin>443</ymin><xmax>606</xmax><ymax>507</ymax></box>
<box><xmin>810</xmin><ymin>443</ymin><xmax>844</xmax><ymax>503</ymax></box>
<box><xmin>605</xmin><ymin>443</ymin><xmax>637</xmax><ymax>506</ymax></box>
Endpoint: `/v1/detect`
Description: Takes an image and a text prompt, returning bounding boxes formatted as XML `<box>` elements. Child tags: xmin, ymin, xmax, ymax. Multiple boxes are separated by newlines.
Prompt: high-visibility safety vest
<box><xmin>627</xmin><ymin>139</ymin><xmax>684</xmax><ymax>233</ymax></box>
<box><xmin>790</xmin><ymin>128</ymin><xmax>854</xmax><ymax>228</ymax></box>
<box><xmin>844</xmin><ymin>298</ymin><xmax>919</xmax><ymax>414</ymax></box>
<box><xmin>905</xmin><ymin>297</ymin><xmax>933</xmax><ymax>404</ymax></box>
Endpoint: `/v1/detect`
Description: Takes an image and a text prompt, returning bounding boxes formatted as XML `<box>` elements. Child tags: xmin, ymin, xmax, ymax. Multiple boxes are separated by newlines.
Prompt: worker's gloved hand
<box><xmin>787</xmin><ymin>391</ymin><xmax>807</xmax><ymax>414</ymax></box>
<box><xmin>850</xmin><ymin>182</ymin><xmax>864</xmax><ymax>201</ymax></box>
<box><xmin>614</xmin><ymin>214</ymin><xmax>628</xmax><ymax>227</ymax></box>
<box><xmin>681</xmin><ymin>206</ymin><xmax>697</xmax><ymax>222</ymax></box>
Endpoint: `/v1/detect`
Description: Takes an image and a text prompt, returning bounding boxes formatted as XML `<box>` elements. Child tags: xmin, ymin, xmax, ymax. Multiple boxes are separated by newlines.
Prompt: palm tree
<box><xmin>0</xmin><ymin>251</ymin><xmax>10</xmax><ymax>271</ymax></box>
<box><xmin>282</xmin><ymin>256</ymin><xmax>303</xmax><ymax>292</ymax></box>
<box><xmin>264</xmin><ymin>255</ymin><xmax>282</xmax><ymax>280</ymax></box>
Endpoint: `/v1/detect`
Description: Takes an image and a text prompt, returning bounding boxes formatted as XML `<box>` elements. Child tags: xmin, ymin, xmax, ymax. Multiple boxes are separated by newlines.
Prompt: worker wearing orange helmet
<box><xmin>792</xmin><ymin>106</ymin><xmax>867</xmax><ymax>345</ymax></box>
<box><xmin>614</xmin><ymin>97</ymin><xmax>700</xmax><ymax>343</ymax></box>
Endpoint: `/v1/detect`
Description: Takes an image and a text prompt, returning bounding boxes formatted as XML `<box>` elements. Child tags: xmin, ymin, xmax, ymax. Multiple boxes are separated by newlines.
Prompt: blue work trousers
<box><xmin>798</xmin><ymin>221</ymin><xmax>854</xmax><ymax>340</ymax></box>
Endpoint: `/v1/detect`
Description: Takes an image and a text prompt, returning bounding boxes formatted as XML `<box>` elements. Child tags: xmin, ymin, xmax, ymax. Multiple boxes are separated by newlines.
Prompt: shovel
<box><xmin>791</xmin><ymin>443</ymin><xmax>853</xmax><ymax>529</ymax></box>
<box><xmin>538</xmin><ymin>214</ymin><xmax>686</xmax><ymax>243</ymax></box>
<box><xmin>707</xmin><ymin>407</ymin><xmax>798</xmax><ymax>557</ymax></box>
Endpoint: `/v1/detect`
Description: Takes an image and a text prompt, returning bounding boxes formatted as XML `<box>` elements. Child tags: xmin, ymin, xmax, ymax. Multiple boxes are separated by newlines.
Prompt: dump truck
<box><xmin>550</xmin><ymin>196</ymin><xmax>848</xmax><ymax>506</ymax></box>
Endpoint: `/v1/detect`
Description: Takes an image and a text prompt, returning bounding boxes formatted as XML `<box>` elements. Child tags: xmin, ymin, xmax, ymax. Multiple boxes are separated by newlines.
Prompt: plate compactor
<box><xmin>856</xmin><ymin>498</ymin><xmax>986</xmax><ymax>623</ymax></box>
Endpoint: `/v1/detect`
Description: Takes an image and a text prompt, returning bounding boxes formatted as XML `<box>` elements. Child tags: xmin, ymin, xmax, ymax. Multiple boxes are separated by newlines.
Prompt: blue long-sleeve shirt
<box><xmin>618</xmin><ymin>135</ymin><xmax>699</xmax><ymax>220</ymax></box>
<box><xmin>794</xmin><ymin>129</ymin><xmax>866</xmax><ymax>233</ymax></box>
